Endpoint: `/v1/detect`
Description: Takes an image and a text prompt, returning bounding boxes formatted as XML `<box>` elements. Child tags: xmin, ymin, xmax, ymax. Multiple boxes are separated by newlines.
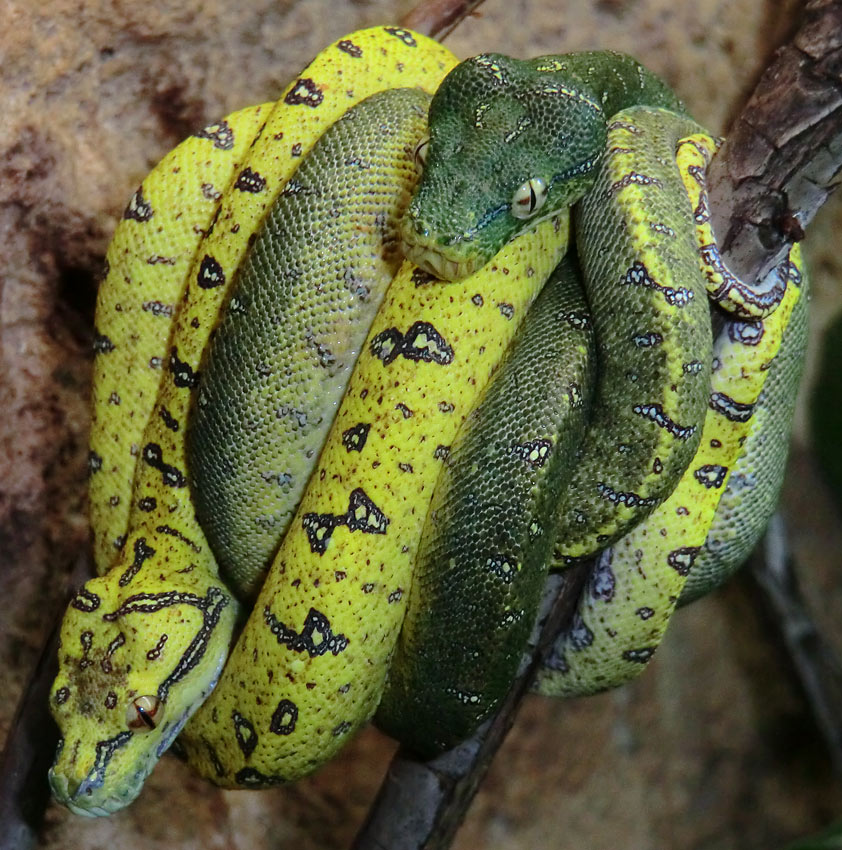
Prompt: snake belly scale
<box><xmin>48</xmin><ymin>27</ymin><xmax>806</xmax><ymax>815</ymax></box>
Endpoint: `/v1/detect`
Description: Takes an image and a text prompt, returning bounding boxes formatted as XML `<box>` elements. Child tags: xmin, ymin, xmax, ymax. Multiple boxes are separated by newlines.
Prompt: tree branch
<box><xmin>707</xmin><ymin>0</ymin><xmax>842</xmax><ymax>283</ymax></box>
<box><xmin>401</xmin><ymin>0</ymin><xmax>487</xmax><ymax>40</ymax></box>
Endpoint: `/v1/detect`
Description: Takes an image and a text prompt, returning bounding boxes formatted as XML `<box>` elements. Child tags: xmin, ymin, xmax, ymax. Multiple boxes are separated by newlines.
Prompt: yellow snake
<box><xmin>48</xmin><ymin>27</ymin><xmax>805</xmax><ymax>814</ymax></box>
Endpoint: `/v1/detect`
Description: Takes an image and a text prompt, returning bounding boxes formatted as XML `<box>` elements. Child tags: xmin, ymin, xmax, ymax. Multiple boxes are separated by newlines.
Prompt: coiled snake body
<box><xmin>48</xmin><ymin>27</ymin><xmax>806</xmax><ymax>814</ymax></box>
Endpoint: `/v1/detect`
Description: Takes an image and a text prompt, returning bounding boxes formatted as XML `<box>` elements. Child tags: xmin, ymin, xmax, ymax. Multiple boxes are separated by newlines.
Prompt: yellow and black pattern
<box><xmin>175</xmin><ymin>214</ymin><xmax>570</xmax><ymax>786</ymax></box>
<box><xmin>49</xmin><ymin>28</ymin><xmax>808</xmax><ymax>816</ymax></box>
<box><xmin>49</xmin><ymin>27</ymin><xmax>460</xmax><ymax>816</ymax></box>
<box><xmin>536</xmin><ymin>258</ymin><xmax>802</xmax><ymax>694</ymax></box>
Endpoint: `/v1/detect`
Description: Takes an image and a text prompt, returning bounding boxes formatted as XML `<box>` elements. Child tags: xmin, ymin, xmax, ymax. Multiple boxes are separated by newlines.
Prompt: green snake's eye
<box><xmin>126</xmin><ymin>695</ymin><xmax>164</xmax><ymax>733</ymax></box>
<box><xmin>413</xmin><ymin>135</ymin><xmax>430</xmax><ymax>170</ymax></box>
<box><xmin>511</xmin><ymin>177</ymin><xmax>548</xmax><ymax>219</ymax></box>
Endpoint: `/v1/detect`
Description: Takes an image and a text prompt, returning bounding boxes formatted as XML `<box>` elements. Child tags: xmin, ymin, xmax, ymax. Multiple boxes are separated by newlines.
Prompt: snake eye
<box><xmin>126</xmin><ymin>695</ymin><xmax>164</xmax><ymax>733</ymax></box>
<box><xmin>511</xmin><ymin>177</ymin><xmax>548</xmax><ymax>219</ymax></box>
<box><xmin>413</xmin><ymin>135</ymin><xmax>430</xmax><ymax>170</ymax></box>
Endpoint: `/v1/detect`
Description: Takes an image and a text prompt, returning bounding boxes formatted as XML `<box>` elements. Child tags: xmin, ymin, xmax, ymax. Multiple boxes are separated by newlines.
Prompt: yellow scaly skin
<box><xmin>49</xmin><ymin>28</ymin><xmax>805</xmax><ymax>814</ymax></box>
<box><xmin>50</xmin><ymin>27</ymin><xmax>461</xmax><ymax>816</ymax></box>
<box><xmin>89</xmin><ymin>103</ymin><xmax>271</xmax><ymax>573</ymax></box>
<box><xmin>536</xmin><ymin>134</ymin><xmax>803</xmax><ymax>694</ymax></box>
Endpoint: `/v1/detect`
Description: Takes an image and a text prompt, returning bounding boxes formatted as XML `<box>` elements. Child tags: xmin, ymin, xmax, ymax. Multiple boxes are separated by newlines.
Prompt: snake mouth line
<box><xmin>401</xmin><ymin>238</ymin><xmax>481</xmax><ymax>282</ymax></box>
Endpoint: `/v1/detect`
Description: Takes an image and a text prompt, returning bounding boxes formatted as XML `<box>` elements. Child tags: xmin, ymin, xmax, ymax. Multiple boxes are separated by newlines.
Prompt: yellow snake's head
<box><xmin>401</xmin><ymin>52</ymin><xmax>608</xmax><ymax>281</ymax></box>
<box><xmin>48</xmin><ymin>569</ymin><xmax>237</xmax><ymax>815</ymax></box>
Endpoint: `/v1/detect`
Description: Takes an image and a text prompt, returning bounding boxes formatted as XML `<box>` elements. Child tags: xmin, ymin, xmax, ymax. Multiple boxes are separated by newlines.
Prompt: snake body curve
<box><xmin>50</xmin><ymin>27</ymin><xmax>463</xmax><ymax>815</ymax></box>
<box><xmin>49</xmin><ymin>27</ymin><xmax>806</xmax><ymax>814</ymax></box>
<box><xmin>376</xmin><ymin>99</ymin><xmax>714</xmax><ymax>752</ymax></box>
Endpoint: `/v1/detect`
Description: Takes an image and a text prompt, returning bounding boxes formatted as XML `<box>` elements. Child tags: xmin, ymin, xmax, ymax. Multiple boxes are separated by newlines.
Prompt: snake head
<box><xmin>401</xmin><ymin>52</ymin><xmax>607</xmax><ymax>280</ymax></box>
<box><xmin>48</xmin><ymin>563</ymin><xmax>237</xmax><ymax>816</ymax></box>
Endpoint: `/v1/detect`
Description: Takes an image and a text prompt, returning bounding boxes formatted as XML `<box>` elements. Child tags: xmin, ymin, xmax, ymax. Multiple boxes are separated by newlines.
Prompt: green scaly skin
<box><xmin>536</xmin><ymin>251</ymin><xmax>804</xmax><ymax>697</ymax></box>
<box><xmin>555</xmin><ymin>107</ymin><xmax>713</xmax><ymax>559</ymax></box>
<box><xmin>401</xmin><ymin>51</ymin><xmax>683</xmax><ymax>279</ymax></box>
<box><xmin>680</xmin><ymin>264</ymin><xmax>809</xmax><ymax>605</ymax></box>
<box><xmin>378</xmin><ymin>100</ymin><xmax>716</xmax><ymax>752</ymax></box>
<box><xmin>376</xmin><ymin>252</ymin><xmax>596</xmax><ymax>754</ymax></box>
<box><xmin>401</xmin><ymin>55</ymin><xmax>712</xmax><ymax>564</ymax></box>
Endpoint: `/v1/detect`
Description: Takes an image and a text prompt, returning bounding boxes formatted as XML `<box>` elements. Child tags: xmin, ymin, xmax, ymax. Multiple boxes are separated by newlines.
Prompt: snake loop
<box><xmin>49</xmin><ymin>28</ymin><xmax>807</xmax><ymax>814</ymax></box>
<box><xmin>49</xmin><ymin>27</ymin><xmax>461</xmax><ymax>815</ymax></box>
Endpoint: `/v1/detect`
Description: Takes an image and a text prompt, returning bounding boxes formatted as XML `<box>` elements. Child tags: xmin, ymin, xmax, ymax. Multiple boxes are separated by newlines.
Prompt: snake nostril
<box><xmin>414</xmin><ymin>219</ymin><xmax>429</xmax><ymax>238</ymax></box>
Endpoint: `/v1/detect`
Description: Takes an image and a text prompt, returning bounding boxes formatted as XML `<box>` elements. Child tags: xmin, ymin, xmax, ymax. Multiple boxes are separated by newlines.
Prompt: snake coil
<box><xmin>48</xmin><ymin>28</ymin><xmax>806</xmax><ymax>815</ymax></box>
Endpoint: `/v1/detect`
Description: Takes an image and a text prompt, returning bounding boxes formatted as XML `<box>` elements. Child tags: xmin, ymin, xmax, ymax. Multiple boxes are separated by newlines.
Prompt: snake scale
<box><xmin>48</xmin><ymin>27</ymin><xmax>806</xmax><ymax>815</ymax></box>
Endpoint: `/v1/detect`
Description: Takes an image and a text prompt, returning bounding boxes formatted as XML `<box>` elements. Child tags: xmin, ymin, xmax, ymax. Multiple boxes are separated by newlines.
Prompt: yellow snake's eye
<box><xmin>413</xmin><ymin>135</ymin><xmax>430</xmax><ymax>170</ymax></box>
<box><xmin>511</xmin><ymin>177</ymin><xmax>548</xmax><ymax>219</ymax></box>
<box><xmin>126</xmin><ymin>695</ymin><xmax>164</xmax><ymax>733</ymax></box>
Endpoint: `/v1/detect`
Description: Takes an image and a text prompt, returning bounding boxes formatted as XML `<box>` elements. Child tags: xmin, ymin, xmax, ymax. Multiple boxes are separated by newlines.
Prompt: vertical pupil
<box><xmin>137</xmin><ymin>703</ymin><xmax>156</xmax><ymax>728</ymax></box>
<box><xmin>529</xmin><ymin>183</ymin><xmax>536</xmax><ymax>210</ymax></box>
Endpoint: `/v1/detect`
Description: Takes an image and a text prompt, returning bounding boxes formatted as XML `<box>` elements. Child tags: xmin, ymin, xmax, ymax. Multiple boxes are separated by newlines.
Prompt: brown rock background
<box><xmin>2</xmin><ymin>0</ymin><xmax>841</xmax><ymax>848</ymax></box>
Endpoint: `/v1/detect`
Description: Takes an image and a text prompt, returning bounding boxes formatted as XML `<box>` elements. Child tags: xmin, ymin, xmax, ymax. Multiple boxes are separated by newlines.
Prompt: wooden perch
<box><xmin>707</xmin><ymin>0</ymin><xmax>842</xmax><ymax>282</ymax></box>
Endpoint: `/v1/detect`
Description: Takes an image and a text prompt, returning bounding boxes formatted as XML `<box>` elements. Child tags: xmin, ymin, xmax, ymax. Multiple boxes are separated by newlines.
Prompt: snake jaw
<box><xmin>401</xmin><ymin>238</ymin><xmax>480</xmax><ymax>281</ymax></box>
<box><xmin>400</xmin><ymin>216</ymin><xmax>484</xmax><ymax>281</ymax></box>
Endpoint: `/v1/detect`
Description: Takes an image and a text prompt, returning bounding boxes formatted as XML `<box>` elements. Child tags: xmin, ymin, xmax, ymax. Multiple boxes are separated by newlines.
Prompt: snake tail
<box><xmin>680</xmin><ymin>248</ymin><xmax>808</xmax><ymax>604</ymax></box>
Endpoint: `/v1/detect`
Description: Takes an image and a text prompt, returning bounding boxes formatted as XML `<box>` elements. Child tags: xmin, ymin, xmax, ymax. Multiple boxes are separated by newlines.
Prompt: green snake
<box><xmin>48</xmin><ymin>27</ymin><xmax>806</xmax><ymax>815</ymax></box>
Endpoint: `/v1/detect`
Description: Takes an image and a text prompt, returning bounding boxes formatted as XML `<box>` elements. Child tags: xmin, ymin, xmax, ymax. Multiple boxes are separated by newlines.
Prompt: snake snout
<box><xmin>400</xmin><ymin>205</ymin><xmax>483</xmax><ymax>281</ymax></box>
<box><xmin>48</xmin><ymin>760</ymin><xmax>143</xmax><ymax>818</ymax></box>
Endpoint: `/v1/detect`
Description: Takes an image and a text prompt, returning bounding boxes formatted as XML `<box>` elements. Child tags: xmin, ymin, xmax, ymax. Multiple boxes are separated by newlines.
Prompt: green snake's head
<box><xmin>48</xmin><ymin>568</ymin><xmax>237</xmax><ymax>816</ymax></box>
<box><xmin>402</xmin><ymin>53</ymin><xmax>607</xmax><ymax>280</ymax></box>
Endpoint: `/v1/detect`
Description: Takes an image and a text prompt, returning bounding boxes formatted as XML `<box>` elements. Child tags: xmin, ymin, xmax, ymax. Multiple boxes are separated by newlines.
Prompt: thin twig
<box><xmin>751</xmin><ymin>515</ymin><xmax>842</xmax><ymax>775</ymax></box>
